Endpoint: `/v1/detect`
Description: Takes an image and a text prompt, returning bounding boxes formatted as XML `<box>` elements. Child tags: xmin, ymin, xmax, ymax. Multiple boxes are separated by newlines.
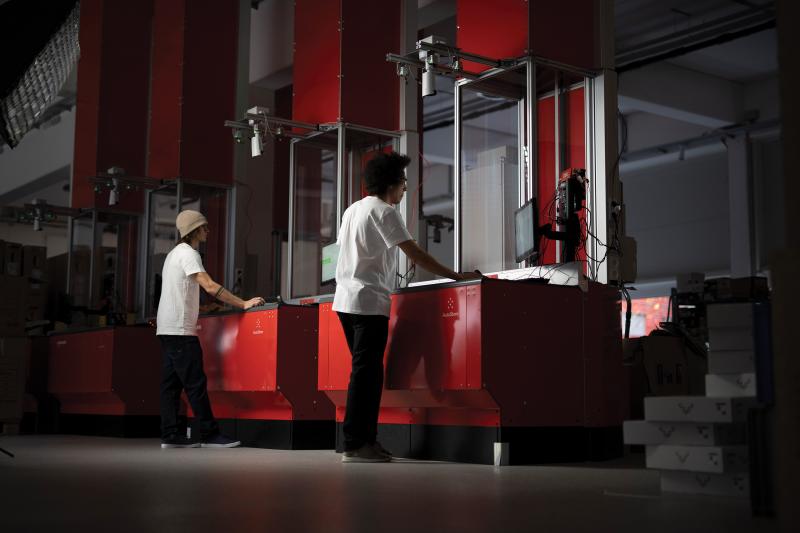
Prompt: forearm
<box><xmin>207</xmin><ymin>283</ymin><xmax>246</xmax><ymax>309</ymax></box>
<box><xmin>410</xmin><ymin>249</ymin><xmax>460</xmax><ymax>281</ymax></box>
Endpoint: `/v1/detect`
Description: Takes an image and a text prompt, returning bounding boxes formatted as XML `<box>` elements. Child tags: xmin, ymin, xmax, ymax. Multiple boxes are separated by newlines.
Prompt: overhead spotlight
<box><xmin>422</xmin><ymin>63</ymin><xmax>437</xmax><ymax>98</ymax></box>
<box><xmin>108</xmin><ymin>178</ymin><xmax>120</xmax><ymax>206</ymax></box>
<box><xmin>250</xmin><ymin>121</ymin><xmax>263</xmax><ymax>157</ymax></box>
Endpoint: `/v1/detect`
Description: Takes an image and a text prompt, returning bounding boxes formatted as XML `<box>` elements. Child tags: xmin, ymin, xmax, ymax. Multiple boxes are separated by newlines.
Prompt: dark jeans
<box><xmin>158</xmin><ymin>335</ymin><xmax>218</xmax><ymax>440</ymax></box>
<box><xmin>337</xmin><ymin>312</ymin><xmax>389</xmax><ymax>451</ymax></box>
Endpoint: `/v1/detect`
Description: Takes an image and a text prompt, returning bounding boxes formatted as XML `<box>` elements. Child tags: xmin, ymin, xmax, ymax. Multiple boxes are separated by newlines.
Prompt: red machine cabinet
<box><xmin>195</xmin><ymin>304</ymin><xmax>335</xmax><ymax>449</ymax></box>
<box><xmin>47</xmin><ymin>326</ymin><xmax>161</xmax><ymax>436</ymax></box>
<box><xmin>318</xmin><ymin>278</ymin><xmax>625</xmax><ymax>464</ymax></box>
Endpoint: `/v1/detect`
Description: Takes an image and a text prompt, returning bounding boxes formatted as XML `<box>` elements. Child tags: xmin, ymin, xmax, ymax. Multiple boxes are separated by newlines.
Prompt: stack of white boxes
<box><xmin>623</xmin><ymin>303</ymin><xmax>760</xmax><ymax>499</ymax></box>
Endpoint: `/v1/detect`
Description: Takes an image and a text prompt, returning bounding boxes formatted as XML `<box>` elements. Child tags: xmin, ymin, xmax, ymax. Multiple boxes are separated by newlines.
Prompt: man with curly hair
<box><xmin>333</xmin><ymin>152</ymin><xmax>480</xmax><ymax>462</ymax></box>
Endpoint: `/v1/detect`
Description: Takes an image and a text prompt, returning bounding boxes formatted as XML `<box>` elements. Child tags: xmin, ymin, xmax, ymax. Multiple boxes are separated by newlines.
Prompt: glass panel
<box><xmin>94</xmin><ymin>212</ymin><xmax>138</xmax><ymax>316</ymax></box>
<box><xmin>145</xmin><ymin>182</ymin><xmax>228</xmax><ymax>317</ymax></box>
<box><xmin>146</xmin><ymin>185</ymin><xmax>178</xmax><ymax>317</ymax></box>
<box><xmin>459</xmin><ymin>67</ymin><xmax>525</xmax><ymax>273</ymax></box>
<box><xmin>69</xmin><ymin>214</ymin><xmax>93</xmax><ymax>309</ymax></box>
<box><xmin>418</xmin><ymin>75</ymin><xmax>456</xmax><ymax>282</ymax></box>
<box><xmin>69</xmin><ymin>211</ymin><xmax>138</xmax><ymax>319</ymax></box>
<box><xmin>344</xmin><ymin>128</ymin><xmax>396</xmax><ymax>208</ymax></box>
<box><xmin>181</xmin><ymin>183</ymin><xmax>228</xmax><ymax>287</ymax></box>
<box><xmin>291</xmin><ymin>131</ymin><xmax>338</xmax><ymax>299</ymax></box>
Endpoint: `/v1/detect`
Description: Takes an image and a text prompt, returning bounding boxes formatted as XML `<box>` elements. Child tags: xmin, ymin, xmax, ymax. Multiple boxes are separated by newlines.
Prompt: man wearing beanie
<box><xmin>157</xmin><ymin>209</ymin><xmax>265</xmax><ymax>449</ymax></box>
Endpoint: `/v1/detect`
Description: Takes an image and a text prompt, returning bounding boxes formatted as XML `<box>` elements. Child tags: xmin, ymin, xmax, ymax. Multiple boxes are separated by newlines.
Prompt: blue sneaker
<box><xmin>161</xmin><ymin>435</ymin><xmax>200</xmax><ymax>449</ymax></box>
<box><xmin>200</xmin><ymin>433</ymin><xmax>241</xmax><ymax>448</ymax></box>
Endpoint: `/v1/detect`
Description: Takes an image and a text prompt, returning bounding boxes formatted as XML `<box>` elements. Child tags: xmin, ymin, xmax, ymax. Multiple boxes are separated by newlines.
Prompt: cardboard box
<box><xmin>623</xmin><ymin>420</ymin><xmax>745</xmax><ymax>446</ymax></box>
<box><xmin>661</xmin><ymin>471</ymin><xmax>749</xmax><ymax>499</ymax></box>
<box><xmin>626</xmin><ymin>336</ymin><xmax>689</xmax><ymax>396</ymax></box>
<box><xmin>644</xmin><ymin>396</ymin><xmax>756</xmax><ymax>423</ymax></box>
<box><xmin>24</xmin><ymin>280</ymin><xmax>49</xmax><ymax>322</ymax></box>
<box><xmin>0</xmin><ymin>240</ymin><xmax>23</xmax><ymax>276</ymax></box>
<box><xmin>708</xmin><ymin>327</ymin><xmax>755</xmax><ymax>352</ymax></box>
<box><xmin>708</xmin><ymin>350</ymin><xmax>755</xmax><ymax>374</ymax></box>
<box><xmin>0</xmin><ymin>337</ymin><xmax>29</xmax><ymax>420</ymax></box>
<box><xmin>705</xmin><ymin>373</ymin><xmax>757</xmax><ymax>398</ymax></box>
<box><xmin>646</xmin><ymin>444</ymin><xmax>749</xmax><ymax>473</ymax></box>
<box><xmin>22</xmin><ymin>245</ymin><xmax>47</xmax><ymax>281</ymax></box>
<box><xmin>0</xmin><ymin>274</ymin><xmax>27</xmax><ymax>336</ymax></box>
<box><xmin>677</xmin><ymin>272</ymin><xmax>705</xmax><ymax>294</ymax></box>
<box><xmin>707</xmin><ymin>303</ymin><xmax>754</xmax><ymax>329</ymax></box>
<box><xmin>705</xmin><ymin>277</ymin><xmax>769</xmax><ymax>302</ymax></box>
<box><xmin>730</xmin><ymin>277</ymin><xmax>769</xmax><ymax>300</ymax></box>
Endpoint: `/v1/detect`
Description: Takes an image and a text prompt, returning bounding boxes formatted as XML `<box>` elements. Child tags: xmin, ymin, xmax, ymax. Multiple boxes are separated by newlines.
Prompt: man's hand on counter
<box><xmin>243</xmin><ymin>297</ymin><xmax>266</xmax><ymax>310</ymax></box>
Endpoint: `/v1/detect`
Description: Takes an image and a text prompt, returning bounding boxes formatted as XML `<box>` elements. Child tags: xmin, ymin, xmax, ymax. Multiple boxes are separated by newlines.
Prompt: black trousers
<box><xmin>337</xmin><ymin>312</ymin><xmax>389</xmax><ymax>451</ymax></box>
<box><xmin>158</xmin><ymin>335</ymin><xmax>218</xmax><ymax>440</ymax></box>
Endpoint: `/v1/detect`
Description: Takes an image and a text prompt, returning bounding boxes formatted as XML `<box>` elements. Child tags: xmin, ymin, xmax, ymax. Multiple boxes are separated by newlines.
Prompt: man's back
<box><xmin>332</xmin><ymin>196</ymin><xmax>412</xmax><ymax>317</ymax></box>
<box><xmin>156</xmin><ymin>243</ymin><xmax>205</xmax><ymax>336</ymax></box>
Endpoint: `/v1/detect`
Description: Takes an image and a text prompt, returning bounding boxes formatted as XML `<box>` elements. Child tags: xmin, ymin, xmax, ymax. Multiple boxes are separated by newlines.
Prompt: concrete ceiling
<box><xmin>666</xmin><ymin>28</ymin><xmax>777</xmax><ymax>82</ymax></box>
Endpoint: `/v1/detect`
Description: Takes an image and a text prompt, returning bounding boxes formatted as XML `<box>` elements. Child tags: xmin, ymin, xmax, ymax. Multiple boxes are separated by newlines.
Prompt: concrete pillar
<box><xmin>727</xmin><ymin>135</ymin><xmax>756</xmax><ymax>277</ymax></box>
<box><xmin>772</xmin><ymin>1</ymin><xmax>800</xmax><ymax>530</ymax></box>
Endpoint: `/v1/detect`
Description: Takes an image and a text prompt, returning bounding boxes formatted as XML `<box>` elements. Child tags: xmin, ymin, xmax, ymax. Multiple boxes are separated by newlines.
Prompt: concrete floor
<box><xmin>0</xmin><ymin>436</ymin><xmax>776</xmax><ymax>533</ymax></box>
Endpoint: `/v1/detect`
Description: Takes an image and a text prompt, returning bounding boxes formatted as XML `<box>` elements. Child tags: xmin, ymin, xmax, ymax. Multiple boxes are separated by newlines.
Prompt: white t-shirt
<box><xmin>332</xmin><ymin>196</ymin><xmax>413</xmax><ymax>317</ymax></box>
<box><xmin>156</xmin><ymin>243</ymin><xmax>206</xmax><ymax>336</ymax></box>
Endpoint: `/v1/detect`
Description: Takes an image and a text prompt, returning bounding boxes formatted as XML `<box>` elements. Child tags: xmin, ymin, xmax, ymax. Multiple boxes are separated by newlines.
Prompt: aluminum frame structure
<box><xmin>453</xmin><ymin>57</ymin><xmax>608</xmax><ymax>282</ymax></box>
<box><xmin>286</xmin><ymin>122</ymin><xmax>400</xmax><ymax>303</ymax></box>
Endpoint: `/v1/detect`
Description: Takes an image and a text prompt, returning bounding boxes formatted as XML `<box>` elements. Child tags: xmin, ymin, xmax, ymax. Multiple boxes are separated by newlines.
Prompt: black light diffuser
<box><xmin>0</xmin><ymin>0</ymin><xmax>80</xmax><ymax>148</ymax></box>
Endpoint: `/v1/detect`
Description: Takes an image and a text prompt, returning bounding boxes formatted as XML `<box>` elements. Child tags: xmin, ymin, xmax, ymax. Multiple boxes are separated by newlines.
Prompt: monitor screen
<box><xmin>514</xmin><ymin>198</ymin><xmax>539</xmax><ymax>263</ymax></box>
<box><xmin>321</xmin><ymin>243</ymin><xmax>340</xmax><ymax>284</ymax></box>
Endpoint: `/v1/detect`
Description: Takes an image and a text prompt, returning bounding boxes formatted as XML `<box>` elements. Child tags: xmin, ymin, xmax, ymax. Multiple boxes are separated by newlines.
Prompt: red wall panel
<box><xmin>340</xmin><ymin>0</ymin><xmax>400</xmax><ymax>130</ymax></box>
<box><xmin>180</xmin><ymin>0</ymin><xmax>237</xmax><ymax>184</ymax></box>
<box><xmin>566</xmin><ymin>87</ymin><xmax>587</xmax><ymax>263</ymax></box>
<box><xmin>537</xmin><ymin>95</ymin><xmax>556</xmax><ymax>264</ymax></box>
<box><xmin>72</xmin><ymin>0</ymin><xmax>152</xmax><ymax>211</ymax></box>
<box><xmin>529</xmin><ymin>0</ymin><xmax>598</xmax><ymax>70</ymax></box>
<box><xmin>456</xmin><ymin>0</ymin><xmax>528</xmax><ymax>73</ymax></box>
<box><xmin>147</xmin><ymin>0</ymin><xmax>237</xmax><ymax>185</ymax></box>
<box><xmin>147</xmin><ymin>0</ymin><xmax>185</xmax><ymax>180</ymax></box>
<box><xmin>293</xmin><ymin>0</ymin><xmax>341</xmax><ymax>125</ymax></box>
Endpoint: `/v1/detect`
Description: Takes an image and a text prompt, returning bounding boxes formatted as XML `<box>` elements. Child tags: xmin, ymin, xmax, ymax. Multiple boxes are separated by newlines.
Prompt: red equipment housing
<box><xmin>194</xmin><ymin>304</ymin><xmax>335</xmax><ymax>448</ymax></box>
<box><xmin>318</xmin><ymin>277</ymin><xmax>625</xmax><ymax>464</ymax></box>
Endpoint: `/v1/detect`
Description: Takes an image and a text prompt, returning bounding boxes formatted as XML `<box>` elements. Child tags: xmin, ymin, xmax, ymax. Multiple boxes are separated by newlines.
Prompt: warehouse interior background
<box><xmin>0</xmin><ymin>0</ymin><xmax>798</xmax><ymax>532</ymax></box>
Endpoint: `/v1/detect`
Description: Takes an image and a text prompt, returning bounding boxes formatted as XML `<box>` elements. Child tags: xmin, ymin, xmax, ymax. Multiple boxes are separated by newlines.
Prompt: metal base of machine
<box><xmin>210</xmin><ymin>419</ymin><xmax>335</xmax><ymax>450</ymax></box>
<box><xmin>56</xmin><ymin>414</ymin><xmax>161</xmax><ymax>438</ymax></box>
<box><xmin>336</xmin><ymin>423</ymin><xmax>623</xmax><ymax>465</ymax></box>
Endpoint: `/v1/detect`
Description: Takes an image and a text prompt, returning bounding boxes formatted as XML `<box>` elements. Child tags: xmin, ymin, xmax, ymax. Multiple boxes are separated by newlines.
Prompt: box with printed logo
<box><xmin>661</xmin><ymin>471</ymin><xmax>749</xmax><ymax>498</ymax></box>
<box><xmin>646</xmin><ymin>444</ymin><xmax>749</xmax><ymax>473</ymax></box>
<box><xmin>644</xmin><ymin>396</ymin><xmax>756</xmax><ymax>423</ymax></box>
<box><xmin>623</xmin><ymin>420</ymin><xmax>745</xmax><ymax>446</ymax></box>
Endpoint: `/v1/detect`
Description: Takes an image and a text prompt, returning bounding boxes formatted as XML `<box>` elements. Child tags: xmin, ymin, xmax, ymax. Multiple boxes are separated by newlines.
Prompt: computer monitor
<box><xmin>321</xmin><ymin>243</ymin><xmax>340</xmax><ymax>284</ymax></box>
<box><xmin>514</xmin><ymin>198</ymin><xmax>539</xmax><ymax>263</ymax></box>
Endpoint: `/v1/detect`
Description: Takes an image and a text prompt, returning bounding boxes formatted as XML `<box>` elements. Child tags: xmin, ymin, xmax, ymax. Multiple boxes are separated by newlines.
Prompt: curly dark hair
<box><xmin>364</xmin><ymin>152</ymin><xmax>411</xmax><ymax>196</ymax></box>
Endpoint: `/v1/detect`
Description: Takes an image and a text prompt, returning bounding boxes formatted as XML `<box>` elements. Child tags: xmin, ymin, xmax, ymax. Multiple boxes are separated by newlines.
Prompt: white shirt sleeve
<box><xmin>374</xmin><ymin>207</ymin><xmax>413</xmax><ymax>248</ymax></box>
<box><xmin>179</xmin><ymin>248</ymin><xmax>206</xmax><ymax>277</ymax></box>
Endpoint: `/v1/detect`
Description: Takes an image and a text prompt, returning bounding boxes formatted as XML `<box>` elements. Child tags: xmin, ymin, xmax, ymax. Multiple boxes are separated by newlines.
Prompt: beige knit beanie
<box><xmin>176</xmin><ymin>210</ymin><xmax>208</xmax><ymax>238</ymax></box>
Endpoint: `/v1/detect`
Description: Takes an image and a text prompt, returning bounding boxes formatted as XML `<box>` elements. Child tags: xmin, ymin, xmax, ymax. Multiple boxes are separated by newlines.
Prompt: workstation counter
<box><xmin>47</xmin><ymin>325</ymin><xmax>161</xmax><ymax>436</ymax></box>
<box><xmin>318</xmin><ymin>277</ymin><xmax>625</xmax><ymax>464</ymax></box>
<box><xmin>194</xmin><ymin>303</ymin><xmax>335</xmax><ymax>449</ymax></box>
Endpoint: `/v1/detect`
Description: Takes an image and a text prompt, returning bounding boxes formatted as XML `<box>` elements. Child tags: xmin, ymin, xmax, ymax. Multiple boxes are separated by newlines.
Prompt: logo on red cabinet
<box><xmin>442</xmin><ymin>297</ymin><xmax>458</xmax><ymax>319</ymax></box>
<box><xmin>253</xmin><ymin>318</ymin><xmax>264</xmax><ymax>335</ymax></box>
